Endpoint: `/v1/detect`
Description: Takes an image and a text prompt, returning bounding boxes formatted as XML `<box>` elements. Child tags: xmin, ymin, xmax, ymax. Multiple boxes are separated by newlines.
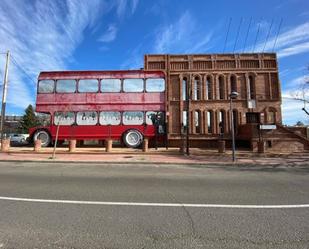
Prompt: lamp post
<box><xmin>229</xmin><ymin>91</ymin><xmax>238</xmax><ymax>162</ymax></box>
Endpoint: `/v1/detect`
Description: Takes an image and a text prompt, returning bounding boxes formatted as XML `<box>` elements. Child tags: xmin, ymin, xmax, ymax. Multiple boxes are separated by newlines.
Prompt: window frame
<box><xmin>145</xmin><ymin>78</ymin><xmax>165</xmax><ymax>93</ymax></box>
<box><xmin>53</xmin><ymin>111</ymin><xmax>76</xmax><ymax>126</ymax></box>
<box><xmin>100</xmin><ymin>78</ymin><xmax>122</xmax><ymax>93</ymax></box>
<box><xmin>99</xmin><ymin>111</ymin><xmax>122</xmax><ymax>125</ymax></box>
<box><xmin>76</xmin><ymin>111</ymin><xmax>99</xmax><ymax>126</ymax></box>
<box><xmin>77</xmin><ymin>79</ymin><xmax>99</xmax><ymax>93</ymax></box>
<box><xmin>38</xmin><ymin>79</ymin><xmax>55</xmax><ymax>93</ymax></box>
<box><xmin>56</xmin><ymin>79</ymin><xmax>77</xmax><ymax>93</ymax></box>
<box><xmin>122</xmin><ymin>111</ymin><xmax>144</xmax><ymax>125</ymax></box>
<box><xmin>123</xmin><ymin>78</ymin><xmax>144</xmax><ymax>93</ymax></box>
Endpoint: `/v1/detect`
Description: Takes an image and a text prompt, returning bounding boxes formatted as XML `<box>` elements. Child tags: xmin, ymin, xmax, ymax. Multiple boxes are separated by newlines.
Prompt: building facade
<box><xmin>144</xmin><ymin>53</ymin><xmax>308</xmax><ymax>151</ymax></box>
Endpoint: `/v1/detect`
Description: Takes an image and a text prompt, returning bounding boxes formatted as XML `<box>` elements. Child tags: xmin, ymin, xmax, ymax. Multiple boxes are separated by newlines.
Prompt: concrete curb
<box><xmin>0</xmin><ymin>159</ymin><xmax>308</xmax><ymax>167</ymax></box>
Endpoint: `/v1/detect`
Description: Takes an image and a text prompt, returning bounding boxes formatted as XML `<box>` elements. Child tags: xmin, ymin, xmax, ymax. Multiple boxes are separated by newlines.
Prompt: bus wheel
<box><xmin>33</xmin><ymin>130</ymin><xmax>51</xmax><ymax>147</ymax></box>
<box><xmin>123</xmin><ymin>129</ymin><xmax>143</xmax><ymax>148</ymax></box>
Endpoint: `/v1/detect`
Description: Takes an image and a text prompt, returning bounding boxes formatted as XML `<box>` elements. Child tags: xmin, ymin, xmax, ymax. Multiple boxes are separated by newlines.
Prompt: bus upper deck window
<box><xmin>123</xmin><ymin>79</ymin><xmax>143</xmax><ymax>92</ymax></box>
<box><xmin>101</xmin><ymin>79</ymin><xmax>121</xmax><ymax>92</ymax></box>
<box><xmin>56</xmin><ymin>79</ymin><xmax>76</xmax><ymax>93</ymax></box>
<box><xmin>38</xmin><ymin>80</ymin><xmax>54</xmax><ymax>93</ymax></box>
<box><xmin>146</xmin><ymin>78</ymin><xmax>165</xmax><ymax>92</ymax></box>
<box><xmin>78</xmin><ymin>79</ymin><xmax>98</xmax><ymax>93</ymax></box>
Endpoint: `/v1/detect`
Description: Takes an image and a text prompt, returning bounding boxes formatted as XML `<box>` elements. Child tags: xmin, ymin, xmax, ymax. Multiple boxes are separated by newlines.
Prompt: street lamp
<box><xmin>229</xmin><ymin>91</ymin><xmax>238</xmax><ymax>162</ymax></box>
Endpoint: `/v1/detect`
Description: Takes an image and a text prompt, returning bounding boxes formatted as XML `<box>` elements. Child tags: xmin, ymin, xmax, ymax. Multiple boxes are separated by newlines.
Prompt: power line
<box><xmin>272</xmin><ymin>18</ymin><xmax>283</xmax><ymax>52</ymax></box>
<box><xmin>262</xmin><ymin>18</ymin><xmax>274</xmax><ymax>52</ymax></box>
<box><xmin>243</xmin><ymin>17</ymin><xmax>252</xmax><ymax>53</ymax></box>
<box><xmin>10</xmin><ymin>55</ymin><xmax>37</xmax><ymax>85</ymax></box>
<box><xmin>233</xmin><ymin>17</ymin><xmax>243</xmax><ymax>53</ymax></box>
<box><xmin>223</xmin><ymin>18</ymin><xmax>232</xmax><ymax>53</ymax></box>
<box><xmin>252</xmin><ymin>18</ymin><xmax>261</xmax><ymax>53</ymax></box>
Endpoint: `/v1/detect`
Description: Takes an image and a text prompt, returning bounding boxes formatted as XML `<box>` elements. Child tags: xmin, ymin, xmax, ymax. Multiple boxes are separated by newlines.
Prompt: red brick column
<box><xmin>258</xmin><ymin>141</ymin><xmax>265</xmax><ymax>153</ymax></box>
<box><xmin>105</xmin><ymin>139</ymin><xmax>112</xmax><ymax>152</ymax></box>
<box><xmin>218</xmin><ymin>140</ymin><xmax>225</xmax><ymax>153</ymax></box>
<box><xmin>69</xmin><ymin>139</ymin><xmax>76</xmax><ymax>152</ymax></box>
<box><xmin>1</xmin><ymin>138</ymin><xmax>10</xmax><ymax>152</ymax></box>
<box><xmin>34</xmin><ymin>139</ymin><xmax>41</xmax><ymax>152</ymax></box>
<box><xmin>143</xmin><ymin>138</ymin><xmax>149</xmax><ymax>152</ymax></box>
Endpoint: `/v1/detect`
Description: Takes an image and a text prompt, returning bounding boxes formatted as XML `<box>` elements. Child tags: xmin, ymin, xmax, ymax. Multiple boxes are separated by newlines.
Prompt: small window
<box><xmin>206</xmin><ymin>76</ymin><xmax>212</xmax><ymax>100</ymax></box>
<box><xmin>146</xmin><ymin>111</ymin><xmax>156</xmax><ymax>125</ymax></box>
<box><xmin>54</xmin><ymin>112</ymin><xmax>75</xmax><ymax>125</ymax></box>
<box><xmin>182</xmin><ymin>111</ymin><xmax>188</xmax><ymax>130</ymax></box>
<box><xmin>145</xmin><ymin>111</ymin><xmax>164</xmax><ymax>125</ymax></box>
<box><xmin>38</xmin><ymin>80</ymin><xmax>54</xmax><ymax>93</ymax></box>
<box><xmin>219</xmin><ymin>76</ymin><xmax>225</xmax><ymax>100</ymax></box>
<box><xmin>123</xmin><ymin>79</ymin><xmax>144</xmax><ymax>92</ymax></box>
<box><xmin>123</xmin><ymin>111</ymin><xmax>144</xmax><ymax>125</ymax></box>
<box><xmin>207</xmin><ymin>111</ymin><xmax>213</xmax><ymax>133</ymax></box>
<box><xmin>195</xmin><ymin>110</ymin><xmax>201</xmax><ymax>133</ymax></box>
<box><xmin>78</xmin><ymin>79</ymin><xmax>98</xmax><ymax>93</ymax></box>
<box><xmin>146</xmin><ymin>78</ymin><xmax>165</xmax><ymax>92</ymax></box>
<box><xmin>182</xmin><ymin>78</ymin><xmax>187</xmax><ymax>100</ymax></box>
<box><xmin>101</xmin><ymin>79</ymin><xmax>121</xmax><ymax>92</ymax></box>
<box><xmin>56</xmin><ymin>79</ymin><xmax>76</xmax><ymax>93</ymax></box>
<box><xmin>99</xmin><ymin>112</ymin><xmax>121</xmax><ymax>125</ymax></box>
<box><xmin>76</xmin><ymin>111</ymin><xmax>98</xmax><ymax>125</ymax></box>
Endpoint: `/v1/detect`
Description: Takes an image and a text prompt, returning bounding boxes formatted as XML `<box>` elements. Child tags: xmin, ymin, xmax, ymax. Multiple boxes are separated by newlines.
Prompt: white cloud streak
<box><xmin>154</xmin><ymin>11</ymin><xmax>213</xmax><ymax>54</ymax></box>
<box><xmin>0</xmin><ymin>0</ymin><xmax>107</xmax><ymax>111</ymax></box>
<box><xmin>254</xmin><ymin>22</ymin><xmax>309</xmax><ymax>58</ymax></box>
<box><xmin>98</xmin><ymin>24</ymin><xmax>118</xmax><ymax>42</ymax></box>
<box><xmin>115</xmin><ymin>0</ymin><xmax>139</xmax><ymax>17</ymax></box>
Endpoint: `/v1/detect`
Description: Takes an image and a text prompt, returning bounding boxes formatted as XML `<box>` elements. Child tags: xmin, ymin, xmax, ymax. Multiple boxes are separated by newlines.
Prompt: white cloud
<box><xmin>154</xmin><ymin>11</ymin><xmax>213</xmax><ymax>54</ymax></box>
<box><xmin>0</xmin><ymin>0</ymin><xmax>106</xmax><ymax>111</ymax></box>
<box><xmin>115</xmin><ymin>0</ymin><xmax>139</xmax><ymax>17</ymax></box>
<box><xmin>254</xmin><ymin>22</ymin><xmax>309</xmax><ymax>58</ymax></box>
<box><xmin>98</xmin><ymin>24</ymin><xmax>118</xmax><ymax>42</ymax></box>
<box><xmin>281</xmin><ymin>97</ymin><xmax>309</xmax><ymax>125</ymax></box>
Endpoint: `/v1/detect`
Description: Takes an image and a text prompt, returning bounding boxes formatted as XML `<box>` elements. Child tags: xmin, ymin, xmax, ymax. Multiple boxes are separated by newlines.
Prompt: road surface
<box><xmin>0</xmin><ymin>161</ymin><xmax>308</xmax><ymax>248</ymax></box>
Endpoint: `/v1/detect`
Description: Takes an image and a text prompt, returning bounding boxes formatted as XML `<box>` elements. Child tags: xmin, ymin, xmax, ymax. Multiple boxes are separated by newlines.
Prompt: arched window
<box><xmin>207</xmin><ymin>111</ymin><xmax>213</xmax><ymax>133</ymax></box>
<box><xmin>230</xmin><ymin>75</ymin><xmax>237</xmax><ymax>93</ymax></box>
<box><xmin>195</xmin><ymin>110</ymin><xmax>201</xmax><ymax>133</ymax></box>
<box><xmin>206</xmin><ymin>76</ymin><xmax>212</xmax><ymax>100</ymax></box>
<box><xmin>182</xmin><ymin>77</ymin><xmax>187</xmax><ymax>100</ymax></box>
<box><xmin>219</xmin><ymin>110</ymin><xmax>225</xmax><ymax>134</ymax></box>
<box><xmin>219</xmin><ymin>76</ymin><xmax>225</xmax><ymax>100</ymax></box>
<box><xmin>193</xmin><ymin>77</ymin><xmax>201</xmax><ymax>100</ymax></box>
<box><xmin>248</xmin><ymin>75</ymin><xmax>255</xmax><ymax>99</ymax></box>
<box><xmin>268</xmin><ymin>110</ymin><xmax>276</xmax><ymax>124</ymax></box>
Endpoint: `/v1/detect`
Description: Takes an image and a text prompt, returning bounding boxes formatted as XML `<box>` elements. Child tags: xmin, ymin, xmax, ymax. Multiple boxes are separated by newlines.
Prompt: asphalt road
<box><xmin>0</xmin><ymin>161</ymin><xmax>308</xmax><ymax>249</ymax></box>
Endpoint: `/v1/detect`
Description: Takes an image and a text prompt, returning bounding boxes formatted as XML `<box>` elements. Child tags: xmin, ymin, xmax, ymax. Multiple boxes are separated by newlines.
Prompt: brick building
<box><xmin>144</xmin><ymin>53</ymin><xmax>309</xmax><ymax>152</ymax></box>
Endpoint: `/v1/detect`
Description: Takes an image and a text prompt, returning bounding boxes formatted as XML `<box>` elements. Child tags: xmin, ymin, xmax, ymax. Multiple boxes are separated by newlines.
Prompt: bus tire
<box><xmin>123</xmin><ymin>129</ymin><xmax>143</xmax><ymax>148</ymax></box>
<box><xmin>33</xmin><ymin>130</ymin><xmax>51</xmax><ymax>147</ymax></box>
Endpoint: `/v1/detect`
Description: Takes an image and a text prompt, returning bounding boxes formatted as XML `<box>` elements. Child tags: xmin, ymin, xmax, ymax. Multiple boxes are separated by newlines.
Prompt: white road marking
<box><xmin>0</xmin><ymin>196</ymin><xmax>308</xmax><ymax>209</ymax></box>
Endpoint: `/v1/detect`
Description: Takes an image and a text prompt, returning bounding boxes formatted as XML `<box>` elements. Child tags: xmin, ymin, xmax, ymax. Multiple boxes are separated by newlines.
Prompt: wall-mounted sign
<box><xmin>260</xmin><ymin>124</ymin><xmax>276</xmax><ymax>130</ymax></box>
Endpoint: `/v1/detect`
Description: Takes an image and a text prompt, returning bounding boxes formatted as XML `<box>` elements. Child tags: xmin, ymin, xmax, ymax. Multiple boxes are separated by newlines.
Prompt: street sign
<box><xmin>260</xmin><ymin>124</ymin><xmax>276</xmax><ymax>130</ymax></box>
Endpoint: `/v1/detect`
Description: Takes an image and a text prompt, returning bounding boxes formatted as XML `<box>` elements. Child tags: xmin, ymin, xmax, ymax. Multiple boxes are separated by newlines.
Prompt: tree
<box><xmin>289</xmin><ymin>67</ymin><xmax>309</xmax><ymax>116</ymax></box>
<box><xmin>295</xmin><ymin>121</ymin><xmax>304</xmax><ymax>126</ymax></box>
<box><xmin>19</xmin><ymin>104</ymin><xmax>40</xmax><ymax>133</ymax></box>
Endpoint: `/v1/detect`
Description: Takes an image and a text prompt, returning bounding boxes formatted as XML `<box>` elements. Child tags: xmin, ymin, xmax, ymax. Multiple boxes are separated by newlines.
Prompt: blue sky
<box><xmin>0</xmin><ymin>0</ymin><xmax>308</xmax><ymax>125</ymax></box>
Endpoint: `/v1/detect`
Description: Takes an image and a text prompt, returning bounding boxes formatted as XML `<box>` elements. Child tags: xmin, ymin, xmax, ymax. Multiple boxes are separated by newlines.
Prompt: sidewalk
<box><xmin>0</xmin><ymin>147</ymin><xmax>308</xmax><ymax>166</ymax></box>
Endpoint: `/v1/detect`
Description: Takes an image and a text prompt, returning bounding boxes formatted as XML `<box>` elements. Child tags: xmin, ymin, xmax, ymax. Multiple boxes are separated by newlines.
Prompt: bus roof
<box><xmin>38</xmin><ymin>70</ymin><xmax>165</xmax><ymax>80</ymax></box>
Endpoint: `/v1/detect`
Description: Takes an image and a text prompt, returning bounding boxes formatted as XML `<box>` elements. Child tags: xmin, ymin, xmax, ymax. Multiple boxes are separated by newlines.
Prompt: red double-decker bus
<box><xmin>29</xmin><ymin>70</ymin><xmax>166</xmax><ymax>148</ymax></box>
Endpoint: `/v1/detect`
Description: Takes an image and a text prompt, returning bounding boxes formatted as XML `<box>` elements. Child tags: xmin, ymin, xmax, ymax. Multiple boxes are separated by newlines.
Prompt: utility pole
<box><xmin>0</xmin><ymin>50</ymin><xmax>10</xmax><ymax>142</ymax></box>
